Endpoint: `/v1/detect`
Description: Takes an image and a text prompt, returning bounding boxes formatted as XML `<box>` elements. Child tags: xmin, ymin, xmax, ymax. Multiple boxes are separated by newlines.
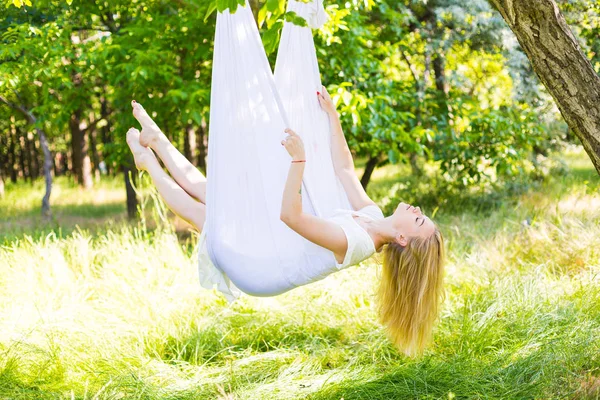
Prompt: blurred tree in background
<box><xmin>1</xmin><ymin>0</ymin><xmax>598</xmax><ymax>216</ymax></box>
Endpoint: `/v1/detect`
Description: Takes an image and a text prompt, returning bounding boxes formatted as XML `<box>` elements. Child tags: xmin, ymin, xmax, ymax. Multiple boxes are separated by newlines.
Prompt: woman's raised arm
<box><xmin>318</xmin><ymin>86</ymin><xmax>376</xmax><ymax>211</ymax></box>
<box><xmin>279</xmin><ymin>128</ymin><xmax>349</xmax><ymax>263</ymax></box>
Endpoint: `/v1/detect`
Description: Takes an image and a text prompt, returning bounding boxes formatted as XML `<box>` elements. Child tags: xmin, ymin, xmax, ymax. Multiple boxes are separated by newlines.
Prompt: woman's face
<box><xmin>391</xmin><ymin>202</ymin><xmax>436</xmax><ymax>244</ymax></box>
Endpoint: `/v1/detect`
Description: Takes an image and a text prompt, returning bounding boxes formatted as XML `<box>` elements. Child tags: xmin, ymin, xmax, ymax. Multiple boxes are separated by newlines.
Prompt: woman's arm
<box><xmin>318</xmin><ymin>87</ymin><xmax>376</xmax><ymax>211</ymax></box>
<box><xmin>279</xmin><ymin>129</ymin><xmax>348</xmax><ymax>263</ymax></box>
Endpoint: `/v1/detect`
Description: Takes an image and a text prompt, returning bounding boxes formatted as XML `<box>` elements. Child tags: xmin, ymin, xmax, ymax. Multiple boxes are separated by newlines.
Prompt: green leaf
<box><xmin>216</xmin><ymin>0</ymin><xmax>244</xmax><ymax>13</ymax></box>
<box><xmin>204</xmin><ymin>2</ymin><xmax>218</xmax><ymax>22</ymax></box>
<box><xmin>262</xmin><ymin>21</ymin><xmax>283</xmax><ymax>55</ymax></box>
<box><xmin>284</xmin><ymin>11</ymin><xmax>307</xmax><ymax>27</ymax></box>
<box><xmin>266</xmin><ymin>0</ymin><xmax>281</xmax><ymax>13</ymax></box>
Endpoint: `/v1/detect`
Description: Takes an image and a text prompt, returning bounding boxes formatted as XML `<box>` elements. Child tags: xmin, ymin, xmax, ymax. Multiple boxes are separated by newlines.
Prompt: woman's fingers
<box><xmin>285</xmin><ymin>128</ymin><xmax>301</xmax><ymax>137</ymax></box>
<box><xmin>283</xmin><ymin>136</ymin><xmax>303</xmax><ymax>147</ymax></box>
<box><xmin>281</xmin><ymin>135</ymin><xmax>299</xmax><ymax>145</ymax></box>
<box><xmin>281</xmin><ymin>134</ymin><xmax>305</xmax><ymax>159</ymax></box>
<box><xmin>282</xmin><ymin>129</ymin><xmax>304</xmax><ymax>157</ymax></box>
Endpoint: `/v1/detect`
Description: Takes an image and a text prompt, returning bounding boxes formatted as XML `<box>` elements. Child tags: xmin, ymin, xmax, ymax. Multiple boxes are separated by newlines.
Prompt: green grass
<box><xmin>1</xmin><ymin>148</ymin><xmax>599</xmax><ymax>399</ymax></box>
<box><xmin>0</xmin><ymin>175</ymin><xmax>127</xmax><ymax>242</ymax></box>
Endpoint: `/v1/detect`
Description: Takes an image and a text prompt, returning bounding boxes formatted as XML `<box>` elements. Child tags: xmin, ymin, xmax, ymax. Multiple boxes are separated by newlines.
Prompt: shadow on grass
<box><xmin>0</xmin><ymin>201</ymin><xmax>200</xmax><ymax>247</ymax></box>
<box><xmin>1</xmin><ymin>201</ymin><xmax>126</xmax><ymax>220</ymax></box>
<box><xmin>305</xmin><ymin>352</ymin><xmax>549</xmax><ymax>400</ymax></box>
<box><xmin>155</xmin><ymin>315</ymin><xmax>346</xmax><ymax>366</ymax></box>
<box><xmin>0</xmin><ymin>202</ymin><xmax>127</xmax><ymax>242</ymax></box>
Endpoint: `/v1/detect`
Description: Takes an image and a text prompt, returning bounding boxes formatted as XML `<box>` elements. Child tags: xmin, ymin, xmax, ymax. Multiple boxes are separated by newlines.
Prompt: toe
<box><xmin>131</xmin><ymin>100</ymin><xmax>143</xmax><ymax>111</ymax></box>
<box><xmin>126</xmin><ymin>128</ymin><xmax>140</xmax><ymax>143</ymax></box>
<box><xmin>131</xmin><ymin>102</ymin><xmax>149</xmax><ymax>123</ymax></box>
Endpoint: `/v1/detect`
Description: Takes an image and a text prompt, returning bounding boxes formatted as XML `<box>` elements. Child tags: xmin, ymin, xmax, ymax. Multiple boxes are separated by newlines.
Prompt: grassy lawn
<box><xmin>0</xmin><ymin>148</ymin><xmax>599</xmax><ymax>399</ymax></box>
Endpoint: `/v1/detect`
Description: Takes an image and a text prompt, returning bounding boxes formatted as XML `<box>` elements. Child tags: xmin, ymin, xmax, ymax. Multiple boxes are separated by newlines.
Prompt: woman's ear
<box><xmin>395</xmin><ymin>234</ymin><xmax>408</xmax><ymax>247</ymax></box>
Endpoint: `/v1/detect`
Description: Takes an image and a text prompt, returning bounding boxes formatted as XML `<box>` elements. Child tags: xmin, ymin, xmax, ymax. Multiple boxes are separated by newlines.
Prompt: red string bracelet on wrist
<box><xmin>291</xmin><ymin>160</ymin><xmax>306</xmax><ymax>163</ymax></box>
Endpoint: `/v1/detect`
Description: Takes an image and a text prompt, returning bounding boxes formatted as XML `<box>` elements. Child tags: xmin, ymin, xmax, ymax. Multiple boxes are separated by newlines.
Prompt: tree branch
<box><xmin>0</xmin><ymin>94</ymin><xmax>36</xmax><ymax>124</ymax></box>
<box><xmin>71</xmin><ymin>26</ymin><xmax>113</xmax><ymax>32</ymax></box>
<box><xmin>400</xmin><ymin>50</ymin><xmax>420</xmax><ymax>84</ymax></box>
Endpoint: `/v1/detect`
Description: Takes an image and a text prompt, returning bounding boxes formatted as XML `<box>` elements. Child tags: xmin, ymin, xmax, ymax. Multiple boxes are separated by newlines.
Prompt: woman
<box><xmin>126</xmin><ymin>87</ymin><xmax>445</xmax><ymax>355</ymax></box>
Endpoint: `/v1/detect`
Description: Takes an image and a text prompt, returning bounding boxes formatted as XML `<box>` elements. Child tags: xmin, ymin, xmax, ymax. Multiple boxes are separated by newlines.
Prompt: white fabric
<box><xmin>199</xmin><ymin>0</ymin><xmax>376</xmax><ymax>302</ymax></box>
<box><xmin>294</xmin><ymin>0</ymin><xmax>328</xmax><ymax>29</ymax></box>
<box><xmin>197</xmin><ymin>224</ymin><xmax>241</xmax><ymax>301</ymax></box>
<box><xmin>327</xmin><ymin>205</ymin><xmax>385</xmax><ymax>269</ymax></box>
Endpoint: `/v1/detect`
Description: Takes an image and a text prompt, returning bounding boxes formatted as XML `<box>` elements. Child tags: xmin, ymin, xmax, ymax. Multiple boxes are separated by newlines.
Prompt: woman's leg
<box><xmin>131</xmin><ymin>101</ymin><xmax>207</xmax><ymax>204</ymax></box>
<box><xmin>126</xmin><ymin>128</ymin><xmax>206</xmax><ymax>231</ymax></box>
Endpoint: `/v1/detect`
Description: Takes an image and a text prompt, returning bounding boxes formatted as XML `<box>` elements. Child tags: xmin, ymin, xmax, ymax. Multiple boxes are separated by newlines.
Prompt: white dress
<box><xmin>326</xmin><ymin>204</ymin><xmax>385</xmax><ymax>269</ymax></box>
<box><xmin>197</xmin><ymin>204</ymin><xmax>385</xmax><ymax>302</ymax></box>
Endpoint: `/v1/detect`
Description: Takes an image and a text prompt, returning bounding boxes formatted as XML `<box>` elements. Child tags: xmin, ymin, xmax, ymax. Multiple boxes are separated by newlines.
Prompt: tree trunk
<box><xmin>184</xmin><ymin>124</ymin><xmax>196</xmax><ymax>162</ymax></box>
<box><xmin>0</xmin><ymin>135</ymin><xmax>5</xmax><ymax>197</ymax></box>
<box><xmin>489</xmin><ymin>0</ymin><xmax>600</xmax><ymax>174</ymax></box>
<box><xmin>31</xmin><ymin>136</ymin><xmax>40</xmax><ymax>179</ymax></box>
<box><xmin>123</xmin><ymin>158</ymin><xmax>138</xmax><ymax>220</ymax></box>
<box><xmin>70</xmin><ymin>110</ymin><xmax>93</xmax><ymax>188</ymax></box>
<box><xmin>360</xmin><ymin>154</ymin><xmax>381</xmax><ymax>189</ymax></box>
<box><xmin>37</xmin><ymin>126</ymin><xmax>53</xmax><ymax>217</ymax></box>
<box><xmin>197</xmin><ymin>118</ymin><xmax>208</xmax><ymax>174</ymax></box>
<box><xmin>8</xmin><ymin>122</ymin><xmax>17</xmax><ymax>183</ymax></box>
<box><xmin>18</xmin><ymin>130</ymin><xmax>27</xmax><ymax>181</ymax></box>
<box><xmin>433</xmin><ymin>54</ymin><xmax>453</xmax><ymax>126</ymax></box>
<box><xmin>66</xmin><ymin>149</ymin><xmax>73</xmax><ymax>176</ymax></box>
<box><xmin>24</xmin><ymin>132</ymin><xmax>34</xmax><ymax>181</ymax></box>
<box><xmin>54</xmin><ymin>152</ymin><xmax>64</xmax><ymax>176</ymax></box>
<box><xmin>432</xmin><ymin>55</ymin><xmax>449</xmax><ymax>96</ymax></box>
<box><xmin>0</xmin><ymin>134</ymin><xmax>6</xmax><ymax>196</ymax></box>
<box><xmin>90</xmin><ymin>126</ymin><xmax>101</xmax><ymax>180</ymax></box>
<box><xmin>70</xmin><ymin>111</ymin><xmax>83</xmax><ymax>182</ymax></box>
<box><xmin>100</xmin><ymin>93</ymin><xmax>113</xmax><ymax>175</ymax></box>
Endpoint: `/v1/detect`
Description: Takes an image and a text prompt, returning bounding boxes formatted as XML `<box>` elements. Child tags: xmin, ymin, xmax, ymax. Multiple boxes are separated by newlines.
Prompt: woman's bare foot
<box><xmin>131</xmin><ymin>100</ymin><xmax>165</xmax><ymax>148</ymax></box>
<box><xmin>126</xmin><ymin>128</ymin><xmax>157</xmax><ymax>171</ymax></box>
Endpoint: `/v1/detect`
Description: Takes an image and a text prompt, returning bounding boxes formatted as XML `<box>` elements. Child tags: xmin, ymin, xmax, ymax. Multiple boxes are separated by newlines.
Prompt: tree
<box><xmin>0</xmin><ymin>94</ymin><xmax>53</xmax><ymax>217</ymax></box>
<box><xmin>489</xmin><ymin>0</ymin><xmax>600</xmax><ymax>175</ymax></box>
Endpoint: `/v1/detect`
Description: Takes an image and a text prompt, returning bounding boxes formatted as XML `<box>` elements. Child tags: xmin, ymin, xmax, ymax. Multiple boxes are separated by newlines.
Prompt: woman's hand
<box><xmin>317</xmin><ymin>85</ymin><xmax>336</xmax><ymax>116</ymax></box>
<box><xmin>281</xmin><ymin>128</ymin><xmax>306</xmax><ymax>161</ymax></box>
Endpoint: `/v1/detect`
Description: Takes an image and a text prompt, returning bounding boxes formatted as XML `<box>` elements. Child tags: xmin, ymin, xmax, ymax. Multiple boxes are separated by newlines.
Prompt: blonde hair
<box><xmin>377</xmin><ymin>227</ymin><xmax>445</xmax><ymax>356</ymax></box>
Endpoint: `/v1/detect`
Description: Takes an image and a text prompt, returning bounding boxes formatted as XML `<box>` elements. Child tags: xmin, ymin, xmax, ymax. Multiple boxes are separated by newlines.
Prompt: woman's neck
<box><xmin>364</xmin><ymin>217</ymin><xmax>396</xmax><ymax>252</ymax></box>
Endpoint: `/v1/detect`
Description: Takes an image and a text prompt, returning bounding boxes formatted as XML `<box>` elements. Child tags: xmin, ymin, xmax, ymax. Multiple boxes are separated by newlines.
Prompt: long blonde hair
<box><xmin>377</xmin><ymin>227</ymin><xmax>445</xmax><ymax>356</ymax></box>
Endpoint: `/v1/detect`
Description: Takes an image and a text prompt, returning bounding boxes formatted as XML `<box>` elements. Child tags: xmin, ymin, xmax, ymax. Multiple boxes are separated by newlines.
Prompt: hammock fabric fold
<box><xmin>198</xmin><ymin>0</ymin><xmax>352</xmax><ymax>301</ymax></box>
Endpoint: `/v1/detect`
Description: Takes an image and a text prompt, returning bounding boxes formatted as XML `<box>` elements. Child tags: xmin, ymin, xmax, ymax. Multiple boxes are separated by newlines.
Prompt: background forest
<box><xmin>1</xmin><ymin>0</ymin><xmax>600</xmax><ymax>399</ymax></box>
<box><xmin>3</xmin><ymin>0</ymin><xmax>598</xmax><ymax>215</ymax></box>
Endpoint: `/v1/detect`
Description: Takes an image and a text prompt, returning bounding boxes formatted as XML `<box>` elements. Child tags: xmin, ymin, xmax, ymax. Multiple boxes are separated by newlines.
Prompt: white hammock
<box><xmin>198</xmin><ymin>0</ymin><xmax>352</xmax><ymax>301</ymax></box>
